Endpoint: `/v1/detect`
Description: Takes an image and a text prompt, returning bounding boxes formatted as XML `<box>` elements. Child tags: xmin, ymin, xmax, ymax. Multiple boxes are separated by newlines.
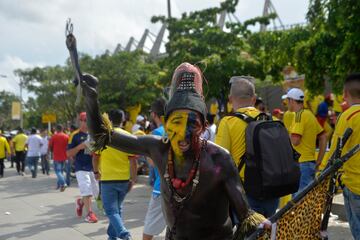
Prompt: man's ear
<box><xmin>343</xmin><ymin>88</ymin><xmax>349</xmax><ymax>102</ymax></box>
<box><xmin>251</xmin><ymin>96</ymin><xmax>256</xmax><ymax>105</ymax></box>
<box><xmin>228</xmin><ymin>95</ymin><xmax>233</xmax><ymax>104</ymax></box>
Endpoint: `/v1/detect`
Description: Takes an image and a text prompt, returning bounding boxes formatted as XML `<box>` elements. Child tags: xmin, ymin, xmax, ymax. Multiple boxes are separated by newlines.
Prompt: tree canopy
<box><xmin>15</xmin><ymin>51</ymin><xmax>163</xmax><ymax>126</ymax></box>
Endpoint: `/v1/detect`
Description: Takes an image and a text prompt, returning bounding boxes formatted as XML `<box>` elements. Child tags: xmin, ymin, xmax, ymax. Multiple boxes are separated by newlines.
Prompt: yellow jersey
<box><xmin>98</xmin><ymin>128</ymin><xmax>133</xmax><ymax>181</ymax></box>
<box><xmin>0</xmin><ymin>136</ymin><xmax>10</xmax><ymax>159</ymax></box>
<box><xmin>283</xmin><ymin>110</ymin><xmax>295</xmax><ymax>132</ymax></box>
<box><xmin>12</xmin><ymin>133</ymin><xmax>28</xmax><ymax>152</ymax></box>
<box><xmin>215</xmin><ymin>107</ymin><xmax>261</xmax><ymax>180</ymax></box>
<box><xmin>290</xmin><ymin>109</ymin><xmax>324</xmax><ymax>162</ymax></box>
<box><xmin>326</xmin><ymin>105</ymin><xmax>360</xmax><ymax>194</ymax></box>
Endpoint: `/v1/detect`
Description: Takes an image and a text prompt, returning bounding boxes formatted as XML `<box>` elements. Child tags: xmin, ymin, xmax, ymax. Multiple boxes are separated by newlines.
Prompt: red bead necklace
<box><xmin>167</xmin><ymin>148</ymin><xmax>200</xmax><ymax>190</ymax></box>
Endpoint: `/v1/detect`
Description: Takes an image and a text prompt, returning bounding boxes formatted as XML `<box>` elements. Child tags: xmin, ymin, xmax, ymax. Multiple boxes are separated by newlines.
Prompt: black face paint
<box><xmin>185</xmin><ymin>112</ymin><xmax>197</xmax><ymax>142</ymax></box>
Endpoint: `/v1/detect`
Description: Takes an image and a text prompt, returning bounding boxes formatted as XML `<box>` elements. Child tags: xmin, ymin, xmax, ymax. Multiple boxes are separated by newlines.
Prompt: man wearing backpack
<box><xmin>216</xmin><ymin>76</ymin><xmax>282</xmax><ymax>217</ymax></box>
<box><xmin>286</xmin><ymin>88</ymin><xmax>327</xmax><ymax>194</ymax></box>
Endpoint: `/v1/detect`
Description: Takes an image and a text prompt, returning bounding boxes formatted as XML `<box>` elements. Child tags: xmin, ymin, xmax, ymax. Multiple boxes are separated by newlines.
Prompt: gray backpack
<box><xmin>235</xmin><ymin>112</ymin><xmax>300</xmax><ymax>199</ymax></box>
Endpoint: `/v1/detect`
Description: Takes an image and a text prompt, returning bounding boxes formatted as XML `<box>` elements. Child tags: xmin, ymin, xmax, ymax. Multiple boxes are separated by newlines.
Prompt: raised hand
<box><xmin>80</xmin><ymin>73</ymin><xmax>99</xmax><ymax>98</ymax></box>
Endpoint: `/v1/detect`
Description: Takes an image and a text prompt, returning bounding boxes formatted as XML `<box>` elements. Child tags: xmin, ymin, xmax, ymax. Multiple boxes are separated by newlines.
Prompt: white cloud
<box><xmin>0</xmin><ymin>55</ymin><xmax>43</xmax><ymax>99</ymax></box>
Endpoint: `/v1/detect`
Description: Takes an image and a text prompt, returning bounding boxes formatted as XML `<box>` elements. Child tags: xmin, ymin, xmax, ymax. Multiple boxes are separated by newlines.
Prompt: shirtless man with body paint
<box><xmin>79</xmin><ymin>63</ymin><xmax>264</xmax><ymax>240</ymax></box>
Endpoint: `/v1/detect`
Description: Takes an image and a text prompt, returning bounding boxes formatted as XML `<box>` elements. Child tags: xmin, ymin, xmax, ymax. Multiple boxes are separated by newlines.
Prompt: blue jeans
<box><xmin>294</xmin><ymin>161</ymin><xmax>316</xmax><ymax>196</ymax></box>
<box><xmin>26</xmin><ymin>156</ymin><xmax>39</xmax><ymax>178</ymax></box>
<box><xmin>246</xmin><ymin>195</ymin><xmax>279</xmax><ymax>218</ymax></box>
<box><xmin>54</xmin><ymin>161</ymin><xmax>66</xmax><ymax>187</ymax></box>
<box><xmin>343</xmin><ymin>186</ymin><xmax>360</xmax><ymax>240</ymax></box>
<box><xmin>101</xmin><ymin>181</ymin><xmax>130</xmax><ymax>240</ymax></box>
<box><xmin>65</xmin><ymin>160</ymin><xmax>71</xmax><ymax>186</ymax></box>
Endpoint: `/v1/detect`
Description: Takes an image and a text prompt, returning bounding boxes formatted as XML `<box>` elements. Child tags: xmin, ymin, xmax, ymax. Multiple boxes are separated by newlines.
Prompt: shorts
<box><xmin>143</xmin><ymin>195</ymin><xmax>166</xmax><ymax>236</ymax></box>
<box><xmin>75</xmin><ymin>171</ymin><xmax>99</xmax><ymax>197</ymax></box>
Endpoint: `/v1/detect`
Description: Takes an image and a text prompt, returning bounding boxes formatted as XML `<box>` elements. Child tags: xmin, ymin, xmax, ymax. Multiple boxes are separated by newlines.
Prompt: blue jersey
<box><xmin>67</xmin><ymin>130</ymin><xmax>93</xmax><ymax>172</ymax></box>
<box><xmin>151</xmin><ymin>125</ymin><xmax>164</xmax><ymax>196</ymax></box>
<box><xmin>317</xmin><ymin>101</ymin><xmax>329</xmax><ymax>118</ymax></box>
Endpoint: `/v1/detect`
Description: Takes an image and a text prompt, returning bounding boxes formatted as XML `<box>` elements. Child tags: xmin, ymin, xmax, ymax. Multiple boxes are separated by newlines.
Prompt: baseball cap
<box><xmin>284</xmin><ymin>88</ymin><xmax>304</xmax><ymax>101</ymax></box>
<box><xmin>136</xmin><ymin>115</ymin><xmax>145</xmax><ymax>123</ymax></box>
<box><xmin>79</xmin><ymin>112</ymin><xmax>87</xmax><ymax>121</ymax></box>
<box><xmin>272</xmin><ymin>108</ymin><xmax>283</xmax><ymax>115</ymax></box>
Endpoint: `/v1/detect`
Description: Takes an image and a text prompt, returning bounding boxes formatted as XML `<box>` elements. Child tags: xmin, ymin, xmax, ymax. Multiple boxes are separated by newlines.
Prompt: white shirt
<box><xmin>201</xmin><ymin>124</ymin><xmax>217</xmax><ymax>142</ymax></box>
<box><xmin>26</xmin><ymin>134</ymin><xmax>43</xmax><ymax>157</ymax></box>
<box><xmin>40</xmin><ymin>136</ymin><xmax>48</xmax><ymax>155</ymax></box>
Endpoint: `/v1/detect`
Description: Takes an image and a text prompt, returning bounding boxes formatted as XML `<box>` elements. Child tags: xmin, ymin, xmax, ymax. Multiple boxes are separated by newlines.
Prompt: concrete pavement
<box><xmin>0</xmin><ymin>162</ymin><xmax>353</xmax><ymax>240</ymax></box>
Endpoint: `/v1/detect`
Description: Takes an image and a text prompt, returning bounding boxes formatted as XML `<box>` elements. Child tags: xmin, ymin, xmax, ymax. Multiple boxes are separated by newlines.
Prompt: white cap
<box><xmin>285</xmin><ymin>88</ymin><xmax>304</xmax><ymax>101</ymax></box>
<box><xmin>136</xmin><ymin>115</ymin><xmax>145</xmax><ymax>123</ymax></box>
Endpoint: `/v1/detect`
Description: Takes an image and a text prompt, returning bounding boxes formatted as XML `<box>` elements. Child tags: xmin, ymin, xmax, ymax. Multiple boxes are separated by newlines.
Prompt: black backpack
<box><xmin>235</xmin><ymin>112</ymin><xmax>300</xmax><ymax>200</ymax></box>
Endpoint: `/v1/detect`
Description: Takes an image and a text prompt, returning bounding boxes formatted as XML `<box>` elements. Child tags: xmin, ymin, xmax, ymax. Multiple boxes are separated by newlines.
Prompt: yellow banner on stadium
<box><xmin>11</xmin><ymin>101</ymin><xmax>21</xmax><ymax>120</ymax></box>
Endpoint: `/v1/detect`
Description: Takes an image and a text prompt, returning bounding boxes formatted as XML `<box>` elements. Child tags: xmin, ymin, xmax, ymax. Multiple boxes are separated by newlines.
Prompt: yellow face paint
<box><xmin>165</xmin><ymin>111</ymin><xmax>189</xmax><ymax>158</ymax></box>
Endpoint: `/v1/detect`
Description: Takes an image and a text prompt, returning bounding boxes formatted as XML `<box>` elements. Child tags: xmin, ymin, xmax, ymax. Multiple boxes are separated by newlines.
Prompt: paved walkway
<box><xmin>0</xmin><ymin>162</ymin><xmax>353</xmax><ymax>240</ymax></box>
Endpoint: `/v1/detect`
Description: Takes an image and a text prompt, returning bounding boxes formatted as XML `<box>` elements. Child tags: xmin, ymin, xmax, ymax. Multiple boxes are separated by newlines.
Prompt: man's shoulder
<box><xmin>295</xmin><ymin>109</ymin><xmax>310</xmax><ymax>123</ymax></box>
<box><xmin>69</xmin><ymin>130</ymin><xmax>82</xmax><ymax>141</ymax></box>
<box><xmin>205</xmin><ymin>142</ymin><xmax>235</xmax><ymax>168</ymax></box>
<box><xmin>340</xmin><ymin>105</ymin><xmax>360</xmax><ymax>121</ymax></box>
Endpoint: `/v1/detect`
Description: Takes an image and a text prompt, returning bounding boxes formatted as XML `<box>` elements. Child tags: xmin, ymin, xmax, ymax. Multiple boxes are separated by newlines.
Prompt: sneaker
<box><xmin>75</xmin><ymin>198</ymin><xmax>84</xmax><ymax>217</ymax></box>
<box><xmin>84</xmin><ymin>211</ymin><xmax>98</xmax><ymax>223</ymax></box>
<box><xmin>122</xmin><ymin>236</ymin><xmax>133</xmax><ymax>240</ymax></box>
<box><xmin>60</xmin><ymin>185</ymin><xmax>67</xmax><ymax>192</ymax></box>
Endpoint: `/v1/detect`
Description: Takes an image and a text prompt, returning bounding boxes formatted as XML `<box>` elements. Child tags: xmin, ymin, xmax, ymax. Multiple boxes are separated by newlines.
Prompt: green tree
<box><xmin>295</xmin><ymin>0</ymin><xmax>360</xmax><ymax>93</ymax></box>
<box><xmin>15</xmin><ymin>64</ymin><xmax>77</xmax><ymax>126</ymax></box>
<box><xmin>153</xmin><ymin>0</ymin><xmax>273</xmax><ymax>100</ymax></box>
<box><xmin>15</xmin><ymin>51</ymin><xmax>163</xmax><ymax>127</ymax></box>
<box><xmin>82</xmin><ymin>51</ymin><xmax>163</xmax><ymax>112</ymax></box>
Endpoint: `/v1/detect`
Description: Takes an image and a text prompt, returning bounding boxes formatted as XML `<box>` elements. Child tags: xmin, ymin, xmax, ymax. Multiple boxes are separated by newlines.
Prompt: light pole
<box><xmin>0</xmin><ymin>74</ymin><xmax>23</xmax><ymax>128</ymax></box>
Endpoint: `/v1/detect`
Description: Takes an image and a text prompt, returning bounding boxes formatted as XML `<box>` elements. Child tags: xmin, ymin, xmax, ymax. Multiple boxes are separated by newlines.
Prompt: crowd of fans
<box><xmin>0</xmin><ymin>72</ymin><xmax>359</xmax><ymax>240</ymax></box>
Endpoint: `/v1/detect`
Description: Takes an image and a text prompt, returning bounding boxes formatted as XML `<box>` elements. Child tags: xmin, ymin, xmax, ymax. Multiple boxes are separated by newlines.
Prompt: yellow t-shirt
<box><xmin>326</xmin><ymin>105</ymin><xmax>360</xmax><ymax>194</ymax></box>
<box><xmin>0</xmin><ymin>136</ymin><xmax>10</xmax><ymax>159</ymax></box>
<box><xmin>333</xmin><ymin>95</ymin><xmax>344</xmax><ymax>113</ymax></box>
<box><xmin>99</xmin><ymin>128</ymin><xmax>133</xmax><ymax>181</ymax></box>
<box><xmin>12</xmin><ymin>133</ymin><xmax>28</xmax><ymax>152</ymax></box>
<box><xmin>215</xmin><ymin>107</ymin><xmax>261</xmax><ymax>180</ymax></box>
<box><xmin>283</xmin><ymin>110</ymin><xmax>295</xmax><ymax>132</ymax></box>
<box><xmin>304</xmin><ymin>90</ymin><xmax>324</xmax><ymax>114</ymax></box>
<box><xmin>290</xmin><ymin>109</ymin><xmax>324</xmax><ymax>162</ymax></box>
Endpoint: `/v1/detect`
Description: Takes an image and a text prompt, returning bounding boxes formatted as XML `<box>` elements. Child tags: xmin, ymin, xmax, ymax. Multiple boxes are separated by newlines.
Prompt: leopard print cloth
<box><xmin>258</xmin><ymin>176</ymin><xmax>330</xmax><ymax>240</ymax></box>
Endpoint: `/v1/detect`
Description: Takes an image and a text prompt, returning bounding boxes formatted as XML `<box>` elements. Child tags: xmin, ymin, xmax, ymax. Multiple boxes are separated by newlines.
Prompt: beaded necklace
<box><xmin>163</xmin><ymin>143</ymin><xmax>203</xmax><ymax>239</ymax></box>
<box><xmin>167</xmin><ymin>148</ymin><xmax>200</xmax><ymax>190</ymax></box>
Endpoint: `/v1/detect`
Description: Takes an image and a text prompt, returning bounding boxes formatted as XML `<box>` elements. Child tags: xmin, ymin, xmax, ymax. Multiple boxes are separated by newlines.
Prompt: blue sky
<box><xmin>0</xmin><ymin>0</ymin><xmax>309</xmax><ymax>97</ymax></box>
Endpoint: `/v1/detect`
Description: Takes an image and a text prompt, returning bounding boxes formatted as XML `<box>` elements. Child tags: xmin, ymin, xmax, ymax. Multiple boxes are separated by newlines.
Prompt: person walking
<box><xmin>49</xmin><ymin>124</ymin><xmax>69</xmax><ymax>191</ymax></box>
<box><xmin>325</xmin><ymin>73</ymin><xmax>360</xmax><ymax>239</ymax></box>
<box><xmin>286</xmin><ymin>88</ymin><xmax>327</xmax><ymax>194</ymax></box>
<box><xmin>143</xmin><ymin>99</ymin><xmax>167</xmax><ymax>240</ymax></box>
<box><xmin>40</xmin><ymin>129</ymin><xmax>50</xmax><ymax>175</ymax></box>
<box><xmin>0</xmin><ymin>134</ymin><xmax>11</xmax><ymax>178</ymax></box>
<box><xmin>12</xmin><ymin>127</ymin><xmax>28</xmax><ymax>175</ymax></box>
<box><xmin>67</xmin><ymin>112</ymin><xmax>98</xmax><ymax>223</ymax></box>
<box><xmin>93</xmin><ymin>109</ymin><xmax>136</xmax><ymax>240</ymax></box>
<box><xmin>215</xmin><ymin>76</ymin><xmax>279</xmax><ymax>218</ymax></box>
<box><xmin>25</xmin><ymin>128</ymin><xmax>43</xmax><ymax>178</ymax></box>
